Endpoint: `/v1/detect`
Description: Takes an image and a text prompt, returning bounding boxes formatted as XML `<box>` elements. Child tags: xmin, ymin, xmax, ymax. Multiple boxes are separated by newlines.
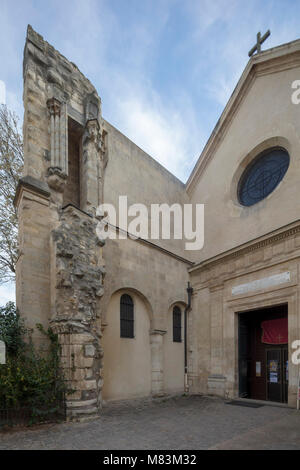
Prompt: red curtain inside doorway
<box><xmin>261</xmin><ymin>317</ymin><xmax>288</xmax><ymax>344</ymax></box>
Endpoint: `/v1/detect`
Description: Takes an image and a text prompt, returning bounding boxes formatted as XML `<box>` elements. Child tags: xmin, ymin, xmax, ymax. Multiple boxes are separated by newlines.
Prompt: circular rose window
<box><xmin>238</xmin><ymin>147</ymin><xmax>290</xmax><ymax>207</ymax></box>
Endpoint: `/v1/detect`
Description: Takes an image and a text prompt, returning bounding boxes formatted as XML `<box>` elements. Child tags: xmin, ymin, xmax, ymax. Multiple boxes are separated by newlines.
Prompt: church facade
<box><xmin>15</xmin><ymin>26</ymin><xmax>300</xmax><ymax>418</ymax></box>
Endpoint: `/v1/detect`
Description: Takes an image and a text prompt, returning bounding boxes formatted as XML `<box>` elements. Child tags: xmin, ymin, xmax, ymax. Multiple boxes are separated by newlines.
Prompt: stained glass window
<box><xmin>238</xmin><ymin>148</ymin><xmax>289</xmax><ymax>207</ymax></box>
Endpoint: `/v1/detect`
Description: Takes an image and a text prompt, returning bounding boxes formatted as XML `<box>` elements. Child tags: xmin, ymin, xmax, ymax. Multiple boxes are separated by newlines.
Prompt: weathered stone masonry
<box><xmin>15</xmin><ymin>25</ymin><xmax>300</xmax><ymax>412</ymax></box>
<box><xmin>51</xmin><ymin>206</ymin><xmax>105</xmax><ymax>418</ymax></box>
<box><xmin>15</xmin><ymin>25</ymin><xmax>107</xmax><ymax>419</ymax></box>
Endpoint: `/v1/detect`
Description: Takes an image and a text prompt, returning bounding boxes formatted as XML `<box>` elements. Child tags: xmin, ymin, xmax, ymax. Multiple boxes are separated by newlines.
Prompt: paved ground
<box><xmin>0</xmin><ymin>395</ymin><xmax>299</xmax><ymax>450</ymax></box>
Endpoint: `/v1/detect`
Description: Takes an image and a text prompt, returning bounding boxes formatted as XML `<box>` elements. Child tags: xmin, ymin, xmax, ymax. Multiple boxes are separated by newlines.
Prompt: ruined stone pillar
<box><xmin>81</xmin><ymin>93</ymin><xmax>107</xmax><ymax>213</ymax></box>
<box><xmin>50</xmin><ymin>205</ymin><xmax>105</xmax><ymax>419</ymax></box>
<box><xmin>150</xmin><ymin>329</ymin><xmax>166</xmax><ymax>396</ymax></box>
<box><xmin>18</xmin><ymin>25</ymin><xmax>108</xmax><ymax>420</ymax></box>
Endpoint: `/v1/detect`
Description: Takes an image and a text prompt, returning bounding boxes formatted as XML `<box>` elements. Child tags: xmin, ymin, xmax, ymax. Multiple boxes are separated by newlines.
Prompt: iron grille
<box><xmin>173</xmin><ymin>306</ymin><xmax>182</xmax><ymax>342</ymax></box>
<box><xmin>120</xmin><ymin>294</ymin><xmax>134</xmax><ymax>338</ymax></box>
<box><xmin>0</xmin><ymin>398</ymin><xmax>66</xmax><ymax>429</ymax></box>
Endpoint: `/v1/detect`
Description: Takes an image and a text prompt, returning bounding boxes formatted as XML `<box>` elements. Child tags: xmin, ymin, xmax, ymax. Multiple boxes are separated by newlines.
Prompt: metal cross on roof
<box><xmin>248</xmin><ymin>30</ymin><xmax>271</xmax><ymax>57</ymax></box>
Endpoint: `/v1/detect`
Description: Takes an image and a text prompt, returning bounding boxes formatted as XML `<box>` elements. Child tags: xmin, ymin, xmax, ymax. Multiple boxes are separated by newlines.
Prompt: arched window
<box><xmin>173</xmin><ymin>306</ymin><xmax>182</xmax><ymax>342</ymax></box>
<box><xmin>120</xmin><ymin>294</ymin><xmax>134</xmax><ymax>338</ymax></box>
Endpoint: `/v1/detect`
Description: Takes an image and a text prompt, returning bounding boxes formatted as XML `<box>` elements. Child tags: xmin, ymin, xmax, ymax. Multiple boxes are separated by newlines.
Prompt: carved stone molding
<box><xmin>14</xmin><ymin>175</ymin><xmax>50</xmax><ymax>208</ymax></box>
<box><xmin>190</xmin><ymin>219</ymin><xmax>300</xmax><ymax>275</ymax></box>
<box><xmin>190</xmin><ymin>220</ymin><xmax>300</xmax><ymax>292</ymax></box>
<box><xmin>150</xmin><ymin>329</ymin><xmax>167</xmax><ymax>336</ymax></box>
<box><xmin>47</xmin><ymin>97</ymin><xmax>61</xmax><ymax>116</ymax></box>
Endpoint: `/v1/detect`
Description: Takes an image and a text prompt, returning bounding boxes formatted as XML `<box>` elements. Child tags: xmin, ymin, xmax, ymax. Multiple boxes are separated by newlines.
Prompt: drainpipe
<box><xmin>184</xmin><ymin>281</ymin><xmax>193</xmax><ymax>393</ymax></box>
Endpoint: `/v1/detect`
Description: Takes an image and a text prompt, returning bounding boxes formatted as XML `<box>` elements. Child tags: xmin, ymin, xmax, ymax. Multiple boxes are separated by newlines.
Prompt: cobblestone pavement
<box><xmin>0</xmin><ymin>395</ymin><xmax>299</xmax><ymax>450</ymax></box>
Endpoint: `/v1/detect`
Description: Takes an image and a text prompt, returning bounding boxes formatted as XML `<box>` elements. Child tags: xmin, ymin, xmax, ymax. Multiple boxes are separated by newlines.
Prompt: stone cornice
<box><xmin>186</xmin><ymin>38</ymin><xmax>300</xmax><ymax>195</ymax></box>
<box><xmin>150</xmin><ymin>329</ymin><xmax>167</xmax><ymax>336</ymax></box>
<box><xmin>14</xmin><ymin>175</ymin><xmax>50</xmax><ymax>208</ymax></box>
<box><xmin>61</xmin><ymin>203</ymin><xmax>93</xmax><ymax>220</ymax></box>
<box><xmin>189</xmin><ymin>219</ymin><xmax>300</xmax><ymax>274</ymax></box>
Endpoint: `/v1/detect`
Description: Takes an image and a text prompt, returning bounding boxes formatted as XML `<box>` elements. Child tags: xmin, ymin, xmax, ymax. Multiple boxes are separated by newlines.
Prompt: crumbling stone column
<box><xmin>18</xmin><ymin>25</ymin><xmax>108</xmax><ymax>420</ymax></box>
<box><xmin>81</xmin><ymin>93</ymin><xmax>108</xmax><ymax>213</ymax></box>
<box><xmin>50</xmin><ymin>205</ymin><xmax>105</xmax><ymax>419</ymax></box>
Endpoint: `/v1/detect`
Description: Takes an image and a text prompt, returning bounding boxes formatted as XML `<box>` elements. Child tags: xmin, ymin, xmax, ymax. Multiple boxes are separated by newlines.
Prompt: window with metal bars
<box><xmin>120</xmin><ymin>294</ymin><xmax>134</xmax><ymax>338</ymax></box>
<box><xmin>173</xmin><ymin>306</ymin><xmax>182</xmax><ymax>342</ymax></box>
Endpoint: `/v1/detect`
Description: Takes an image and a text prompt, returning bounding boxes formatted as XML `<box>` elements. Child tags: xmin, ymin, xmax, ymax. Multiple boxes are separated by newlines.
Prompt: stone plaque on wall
<box><xmin>0</xmin><ymin>340</ymin><xmax>5</xmax><ymax>364</ymax></box>
<box><xmin>232</xmin><ymin>271</ymin><xmax>291</xmax><ymax>296</ymax></box>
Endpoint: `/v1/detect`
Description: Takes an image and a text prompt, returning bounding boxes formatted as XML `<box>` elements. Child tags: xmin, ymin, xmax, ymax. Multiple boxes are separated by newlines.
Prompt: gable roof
<box><xmin>186</xmin><ymin>38</ymin><xmax>300</xmax><ymax>195</ymax></box>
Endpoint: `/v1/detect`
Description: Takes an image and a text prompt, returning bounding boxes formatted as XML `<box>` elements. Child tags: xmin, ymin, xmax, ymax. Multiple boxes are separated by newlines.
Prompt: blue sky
<box><xmin>1</xmin><ymin>0</ymin><xmax>300</xmax><ymax>303</ymax></box>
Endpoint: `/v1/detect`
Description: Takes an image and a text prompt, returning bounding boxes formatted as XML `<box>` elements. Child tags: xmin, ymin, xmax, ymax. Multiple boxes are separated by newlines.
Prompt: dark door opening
<box><xmin>238</xmin><ymin>304</ymin><xmax>288</xmax><ymax>403</ymax></box>
<box><xmin>63</xmin><ymin>117</ymin><xmax>82</xmax><ymax>208</ymax></box>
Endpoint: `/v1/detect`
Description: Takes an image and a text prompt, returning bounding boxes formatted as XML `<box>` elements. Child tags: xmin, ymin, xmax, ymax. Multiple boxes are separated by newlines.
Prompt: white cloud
<box><xmin>47</xmin><ymin>0</ymin><xmax>203</xmax><ymax>182</ymax></box>
<box><xmin>117</xmin><ymin>96</ymin><xmax>191</xmax><ymax>179</ymax></box>
<box><xmin>186</xmin><ymin>0</ymin><xmax>300</xmax><ymax>109</ymax></box>
<box><xmin>0</xmin><ymin>282</ymin><xmax>15</xmax><ymax>306</ymax></box>
<box><xmin>109</xmin><ymin>77</ymin><xmax>204</xmax><ymax>181</ymax></box>
<box><xmin>0</xmin><ymin>81</ymin><xmax>6</xmax><ymax>105</ymax></box>
<box><xmin>2</xmin><ymin>0</ymin><xmax>300</xmax><ymax>184</ymax></box>
<box><xmin>189</xmin><ymin>0</ymin><xmax>239</xmax><ymax>37</ymax></box>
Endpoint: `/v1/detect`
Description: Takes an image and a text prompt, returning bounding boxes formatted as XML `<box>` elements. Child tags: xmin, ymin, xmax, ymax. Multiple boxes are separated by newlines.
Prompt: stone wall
<box><xmin>16</xmin><ymin>25</ymin><xmax>107</xmax><ymax>419</ymax></box>
<box><xmin>17</xmin><ymin>25</ymin><xmax>193</xmax><ymax>415</ymax></box>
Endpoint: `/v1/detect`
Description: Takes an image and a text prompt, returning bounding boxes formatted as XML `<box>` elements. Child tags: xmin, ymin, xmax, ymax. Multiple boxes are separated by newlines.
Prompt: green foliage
<box><xmin>0</xmin><ymin>301</ymin><xmax>26</xmax><ymax>356</ymax></box>
<box><xmin>0</xmin><ymin>303</ymin><xmax>68</xmax><ymax>420</ymax></box>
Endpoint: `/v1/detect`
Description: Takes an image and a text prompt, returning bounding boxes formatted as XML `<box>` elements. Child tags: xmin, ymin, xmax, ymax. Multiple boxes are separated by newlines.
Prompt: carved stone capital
<box><xmin>84</xmin><ymin>91</ymin><xmax>101</xmax><ymax>124</ymax></box>
<box><xmin>150</xmin><ymin>329</ymin><xmax>167</xmax><ymax>336</ymax></box>
<box><xmin>47</xmin><ymin>97</ymin><xmax>61</xmax><ymax>116</ymax></box>
<box><xmin>47</xmin><ymin>166</ymin><xmax>67</xmax><ymax>192</ymax></box>
<box><xmin>83</xmin><ymin>119</ymin><xmax>101</xmax><ymax>145</ymax></box>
